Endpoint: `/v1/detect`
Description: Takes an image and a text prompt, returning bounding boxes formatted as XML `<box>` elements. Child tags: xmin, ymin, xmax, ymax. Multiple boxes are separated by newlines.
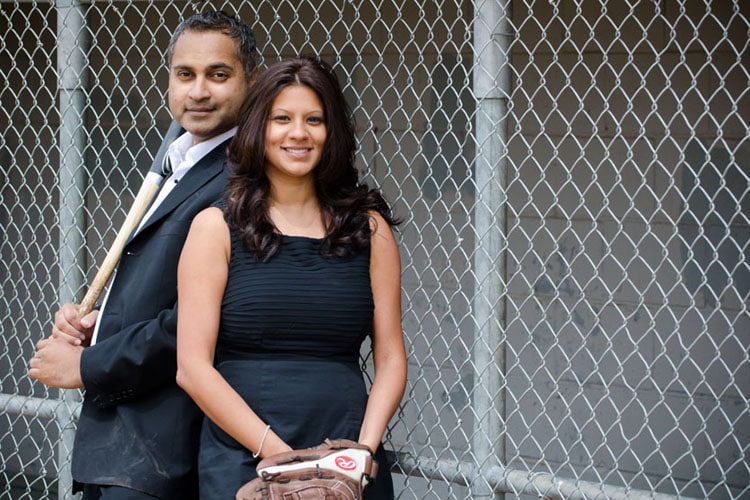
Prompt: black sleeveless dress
<box><xmin>197</xmin><ymin>231</ymin><xmax>394</xmax><ymax>499</ymax></box>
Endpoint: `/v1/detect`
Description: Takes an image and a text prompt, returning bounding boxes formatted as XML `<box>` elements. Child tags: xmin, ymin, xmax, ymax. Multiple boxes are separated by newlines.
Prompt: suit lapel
<box><xmin>129</xmin><ymin>140</ymin><xmax>229</xmax><ymax>241</ymax></box>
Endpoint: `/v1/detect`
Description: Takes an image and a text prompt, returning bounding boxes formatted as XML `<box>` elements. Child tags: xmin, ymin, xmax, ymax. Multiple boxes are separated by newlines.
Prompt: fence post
<box><xmin>56</xmin><ymin>0</ymin><xmax>89</xmax><ymax>497</ymax></box>
<box><xmin>471</xmin><ymin>0</ymin><xmax>512</xmax><ymax>498</ymax></box>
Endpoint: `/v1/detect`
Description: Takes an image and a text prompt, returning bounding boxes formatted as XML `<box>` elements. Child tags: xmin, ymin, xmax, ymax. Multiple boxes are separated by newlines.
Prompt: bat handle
<box><xmin>78</xmin><ymin>172</ymin><xmax>165</xmax><ymax>316</ymax></box>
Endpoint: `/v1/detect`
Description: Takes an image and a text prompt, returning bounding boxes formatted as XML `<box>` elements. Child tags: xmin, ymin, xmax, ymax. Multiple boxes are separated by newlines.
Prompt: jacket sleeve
<box><xmin>79</xmin><ymin>303</ymin><xmax>179</xmax><ymax>408</ymax></box>
<box><xmin>77</xmin><ymin>132</ymin><xmax>227</xmax><ymax>409</ymax></box>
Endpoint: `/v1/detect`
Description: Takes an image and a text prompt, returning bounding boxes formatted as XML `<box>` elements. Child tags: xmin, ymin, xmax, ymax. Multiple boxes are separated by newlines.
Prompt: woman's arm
<box><xmin>358</xmin><ymin>212</ymin><xmax>408</xmax><ymax>452</ymax></box>
<box><xmin>176</xmin><ymin>207</ymin><xmax>292</xmax><ymax>458</ymax></box>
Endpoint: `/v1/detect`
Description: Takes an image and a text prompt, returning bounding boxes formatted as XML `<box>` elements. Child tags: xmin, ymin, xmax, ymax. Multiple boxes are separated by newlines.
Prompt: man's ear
<box><xmin>247</xmin><ymin>67</ymin><xmax>258</xmax><ymax>87</ymax></box>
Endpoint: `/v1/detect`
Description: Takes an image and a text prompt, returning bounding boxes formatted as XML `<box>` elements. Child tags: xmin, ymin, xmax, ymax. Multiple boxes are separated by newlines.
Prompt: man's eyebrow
<box><xmin>171</xmin><ymin>63</ymin><xmax>236</xmax><ymax>72</ymax></box>
<box><xmin>206</xmin><ymin>62</ymin><xmax>236</xmax><ymax>71</ymax></box>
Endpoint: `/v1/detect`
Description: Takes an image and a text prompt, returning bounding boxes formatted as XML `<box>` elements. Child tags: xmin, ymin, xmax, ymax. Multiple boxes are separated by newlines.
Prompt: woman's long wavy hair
<box><xmin>225</xmin><ymin>56</ymin><xmax>399</xmax><ymax>260</ymax></box>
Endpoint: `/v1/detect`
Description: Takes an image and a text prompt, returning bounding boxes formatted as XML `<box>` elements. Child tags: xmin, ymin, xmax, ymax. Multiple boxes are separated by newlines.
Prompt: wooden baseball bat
<box><xmin>77</xmin><ymin>171</ymin><xmax>165</xmax><ymax>316</ymax></box>
<box><xmin>76</xmin><ymin>120</ymin><xmax>182</xmax><ymax>317</ymax></box>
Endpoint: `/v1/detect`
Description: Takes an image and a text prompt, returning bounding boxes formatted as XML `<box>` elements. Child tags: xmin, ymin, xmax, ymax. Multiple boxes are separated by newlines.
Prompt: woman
<box><xmin>176</xmin><ymin>57</ymin><xmax>407</xmax><ymax>499</ymax></box>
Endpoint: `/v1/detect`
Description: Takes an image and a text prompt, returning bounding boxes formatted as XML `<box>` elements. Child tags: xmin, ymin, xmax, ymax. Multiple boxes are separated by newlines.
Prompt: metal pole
<box><xmin>471</xmin><ymin>0</ymin><xmax>512</xmax><ymax>498</ymax></box>
<box><xmin>387</xmin><ymin>450</ymin><xmax>697</xmax><ymax>500</ymax></box>
<box><xmin>56</xmin><ymin>0</ymin><xmax>88</xmax><ymax>498</ymax></box>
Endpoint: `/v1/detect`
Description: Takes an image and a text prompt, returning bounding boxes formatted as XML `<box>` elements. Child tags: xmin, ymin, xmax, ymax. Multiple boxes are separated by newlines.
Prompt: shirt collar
<box><xmin>166</xmin><ymin>127</ymin><xmax>236</xmax><ymax>181</ymax></box>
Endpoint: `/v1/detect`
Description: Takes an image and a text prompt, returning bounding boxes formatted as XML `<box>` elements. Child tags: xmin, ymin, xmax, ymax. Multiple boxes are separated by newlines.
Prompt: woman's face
<box><xmin>264</xmin><ymin>84</ymin><xmax>327</xmax><ymax>183</ymax></box>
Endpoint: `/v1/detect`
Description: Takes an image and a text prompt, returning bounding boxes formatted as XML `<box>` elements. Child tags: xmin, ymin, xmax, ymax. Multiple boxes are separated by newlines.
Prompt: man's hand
<box><xmin>28</xmin><ymin>336</ymin><xmax>84</xmax><ymax>389</ymax></box>
<box><xmin>52</xmin><ymin>303</ymin><xmax>98</xmax><ymax>346</ymax></box>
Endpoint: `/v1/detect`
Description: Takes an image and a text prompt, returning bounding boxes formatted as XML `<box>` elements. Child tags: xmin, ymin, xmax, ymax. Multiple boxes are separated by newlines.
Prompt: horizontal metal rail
<box><xmin>386</xmin><ymin>450</ymin><xmax>695</xmax><ymax>500</ymax></box>
<box><xmin>0</xmin><ymin>394</ymin><xmax>80</xmax><ymax>421</ymax></box>
<box><xmin>0</xmin><ymin>396</ymin><xmax>692</xmax><ymax>500</ymax></box>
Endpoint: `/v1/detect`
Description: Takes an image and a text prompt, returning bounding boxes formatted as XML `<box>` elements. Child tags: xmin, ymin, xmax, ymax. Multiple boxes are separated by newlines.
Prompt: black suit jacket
<box><xmin>72</xmin><ymin>126</ymin><xmax>230</xmax><ymax>499</ymax></box>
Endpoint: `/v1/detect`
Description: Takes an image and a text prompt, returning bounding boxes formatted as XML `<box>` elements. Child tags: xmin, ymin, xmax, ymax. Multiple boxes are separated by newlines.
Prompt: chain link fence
<box><xmin>1</xmin><ymin>0</ymin><xmax>748</xmax><ymax>498</ymax></box>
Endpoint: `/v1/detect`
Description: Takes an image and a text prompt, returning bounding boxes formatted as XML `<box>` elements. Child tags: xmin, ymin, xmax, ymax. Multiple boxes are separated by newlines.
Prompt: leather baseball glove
<box><xmin>236</xmin><ymin>438</ymin><xmax>378</xmax><ymax>500</ymax></box>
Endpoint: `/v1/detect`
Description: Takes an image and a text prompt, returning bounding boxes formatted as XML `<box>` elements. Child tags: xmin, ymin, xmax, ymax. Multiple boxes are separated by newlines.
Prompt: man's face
<box><xmin>168</xmin><ymin>30</ymin><xmax>251</xmax><ymax>143</ymax></box>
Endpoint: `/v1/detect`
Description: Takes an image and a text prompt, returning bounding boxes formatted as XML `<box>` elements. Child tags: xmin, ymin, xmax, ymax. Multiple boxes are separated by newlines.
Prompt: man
<box><xmin>28</xmin><ymin>11</ymin><xmax>257</xmax><ymax>499</ymax></box>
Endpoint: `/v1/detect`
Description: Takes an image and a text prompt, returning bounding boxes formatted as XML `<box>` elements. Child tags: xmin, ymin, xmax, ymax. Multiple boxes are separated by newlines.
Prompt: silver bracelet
<box><xmin>252</xmin><ymin>424</ymin><xmax>271</xmax><ymax>458</ymax></box>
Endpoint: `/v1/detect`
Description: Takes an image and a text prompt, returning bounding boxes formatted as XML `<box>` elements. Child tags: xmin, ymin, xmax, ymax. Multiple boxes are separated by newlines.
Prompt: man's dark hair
<box><xmin>167</xmin><ymin>10</ymin><xmax>257</xmax><ymax>78</ymax></box>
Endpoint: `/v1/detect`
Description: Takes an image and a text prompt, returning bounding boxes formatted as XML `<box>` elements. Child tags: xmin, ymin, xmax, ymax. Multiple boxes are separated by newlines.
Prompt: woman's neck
<box><xmin>268</xmin><ymin>185</ymin><xmax>325</xmax><ymax>238</ymax></box>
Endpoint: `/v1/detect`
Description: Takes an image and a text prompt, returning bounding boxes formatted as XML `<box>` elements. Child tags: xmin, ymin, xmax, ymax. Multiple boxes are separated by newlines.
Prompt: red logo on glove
<box><xmin>335</xmin><ymin>456</ymin><xmax>357</xmax><ymax>471</ymax></box>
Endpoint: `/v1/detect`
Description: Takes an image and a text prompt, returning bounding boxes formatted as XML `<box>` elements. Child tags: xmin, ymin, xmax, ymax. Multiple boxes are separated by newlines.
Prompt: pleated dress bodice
<box><xmin>198</xmin><ymin>230</ymin><xmax>394</xmax><ymax>499</ymax></box>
